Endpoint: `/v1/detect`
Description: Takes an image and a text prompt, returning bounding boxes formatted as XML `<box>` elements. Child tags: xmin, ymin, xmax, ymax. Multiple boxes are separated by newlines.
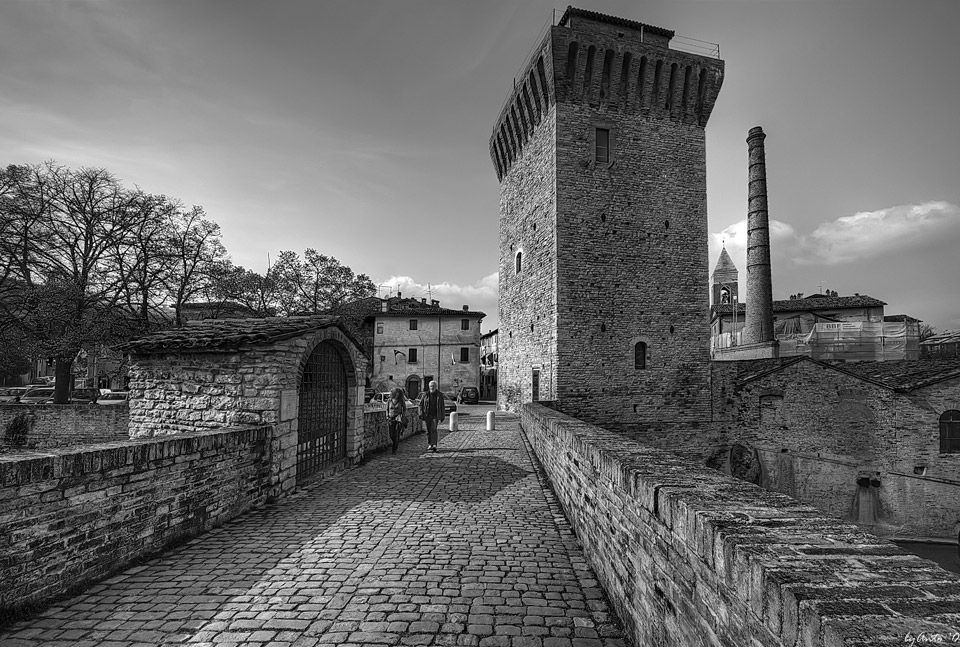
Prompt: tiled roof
<box><xmin>334</xmin><ymin>296</ymin><xmax>485</xmax><ymax>319</ymax></box>
<box><xmin>558</xmin><ymin>6</ymin><xmax>674</xmax><ymax>38</ymax></box>
<box><xmin>713</xmin><ymin>247</ymin><xmax>738</xmax><ymax>275</ymax></box>
<box><xmin>921</xmin><ymin>330</ymin><xmax>960</xmax><ymax>346</ymax></box>
<box><xmin>118</xmin><ymin>315</ymin><xmax>360</xmax><ymax>355</ymax></box>
<box><xmin>712</xmin><ymin>295</ymin><xmax>886</xmax><ymax>316</ymax></box>
<box><xmin>884</xmin><ymin>314</ymin><xmax>921</xmax><ymax>323</ymax></box>
<box><xmin>736</xmin><ymin>356</ymin><xmax>960</xmax><ymax>393</ymax></box>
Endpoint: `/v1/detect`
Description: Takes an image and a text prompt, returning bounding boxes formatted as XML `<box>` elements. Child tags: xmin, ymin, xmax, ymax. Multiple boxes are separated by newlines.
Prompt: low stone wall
<box><xmin>0</xmin><ymin>404</ymin><xmax>129</xmax><ymax>452</ymax></box>
<box><xmin>0</xmin><ymin>425</ymin><xmax>273</xmax><ymax>616</ymax></box>
<box><xmin>521</xmin><ymin>403</ymin><xmax>960</xmax><ymax>647</ymax></box>
<box><xmin>362</xmin><ymin>407</ymin><xmax>420</xmax><ymax>455</ymax></box>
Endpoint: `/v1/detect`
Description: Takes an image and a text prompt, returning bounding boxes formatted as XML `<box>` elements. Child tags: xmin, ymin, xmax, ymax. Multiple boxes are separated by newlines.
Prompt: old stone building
<box><xmin>480</xmin><ymin>328</ymin><xmax>498</xmax><ymax>400</ymax></box>
<box><xmin>336</xmin><ymin>295</ymin><xmax>485</xmax><ymax>398</ymax></box>
<box><xmin>121</xmin><ymin>315</ymin><xmax>369</xmax><ymax>492</ymax></box>
<box><xmin>715</xmin><ymin>357</ymin><xmax>960</xmax><ymax>539</ymax></box>
<box><xmin>491</xmin><ymin>7</ymin><xmax>724</xmax><ymax>435</ymax></box>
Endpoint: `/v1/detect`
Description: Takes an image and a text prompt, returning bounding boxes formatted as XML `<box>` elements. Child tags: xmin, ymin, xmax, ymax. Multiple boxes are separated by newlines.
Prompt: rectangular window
<box><xmin>595</xmin><ymin>128</ymin><xmax>610</xmax><ymax>163</ymax></box>
<box><xmin>376</xmin><ymin>323</ymin><xmax>383</xmax><ymax>334</ymax></box>
<box><xmin>461</xmin><ymin>319</ymin><xmax>470</xmax><ymax>330</ymax></box>
<box><xmin>460</xmin><ymin>348</ymin><xmax>469</xmax><ymax>362</ymax></box>
<box><xmin>409</xmin><ymin>319</ymin><xmax>418</xmax><ymax>330</ymax></box>
<box><xmin>408</xmin><ymin>348</ymin><xmax>418</xmax><ymax>363</ymax></box>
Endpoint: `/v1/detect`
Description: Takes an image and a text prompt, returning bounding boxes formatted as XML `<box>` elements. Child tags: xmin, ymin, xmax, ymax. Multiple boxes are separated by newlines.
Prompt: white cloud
<box><xmin>801</xmin><ymin>201</ymin><xmax>960</xmax><ymax>265</ymax></box>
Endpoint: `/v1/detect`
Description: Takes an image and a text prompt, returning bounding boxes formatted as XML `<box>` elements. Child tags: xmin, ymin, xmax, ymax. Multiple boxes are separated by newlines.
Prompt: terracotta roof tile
<box><xmin>736</xmin><ymin>357</ymin><xmax>960</xmax><ymax>392</ymax></box>
<box><xmin>118</xmin><ymin>315</ymin><xmax>359</xmax><ymax>355</ymax></box>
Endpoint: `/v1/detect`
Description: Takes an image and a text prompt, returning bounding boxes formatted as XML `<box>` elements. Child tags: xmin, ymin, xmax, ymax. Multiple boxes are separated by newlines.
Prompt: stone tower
<box><xmin>490</xmin><ymin>7</ymin><xmax>724</xmax><ymax>436</ymax></box>
<box><xmin>712</xmin><ymin>246</ymin><xmax>739</xmax><ymax>306</ymax></box>
<box><xmin>744</xmin><ymin>126</ymin><xmax>775</xmax><ymax>345</ymax></box>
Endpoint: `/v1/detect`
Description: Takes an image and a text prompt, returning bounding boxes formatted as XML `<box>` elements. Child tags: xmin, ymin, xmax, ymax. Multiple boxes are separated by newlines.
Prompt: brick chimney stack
<box><xmin>744</xmin><ymin>126</ymin><xmax>774</xmax><ymax>344</ymax></box>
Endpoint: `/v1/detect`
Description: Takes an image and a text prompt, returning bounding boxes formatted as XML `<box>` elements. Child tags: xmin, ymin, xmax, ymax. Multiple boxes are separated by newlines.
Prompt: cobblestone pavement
<box><xmin>0</xmin><ymin>411</ymin><xmax>628</xmax><ymax>647</ymax></box>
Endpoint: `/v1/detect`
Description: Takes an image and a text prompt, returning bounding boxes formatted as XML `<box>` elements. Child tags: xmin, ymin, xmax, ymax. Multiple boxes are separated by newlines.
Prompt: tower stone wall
<box><xmin>492</xmin><ymin>8</ymin><xmax>724</xmax><ymax>438</ymax></box>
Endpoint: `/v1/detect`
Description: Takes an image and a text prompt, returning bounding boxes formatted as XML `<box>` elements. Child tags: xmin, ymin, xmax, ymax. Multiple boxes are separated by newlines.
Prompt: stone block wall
<box><xmin>522</xmin><ymin>403</ymin><xmax>960</xmax><ymax>647</ymax></box>
<box><xmin>0</xmin><ymin>404</ymin><xmax>129</xmax><ymax>451</ymax></box>
<box><xmin>0</xmin><ymin>425</ymin><xmax>272</xmax><ymax>615</ymax></box>
<box><xmin>127</xmin><ymin>326</ymin><xmax>367</xmax><ymax>495</ymax></box>
<box><xmin>724</xmin><ymin>360</ymin><xmax>960</xmax><ymax>538</ymax></box>
<box><xmin>362</xmin><ymin>408</ymin><xmax>420</xmax><ymax>455</ymax></box>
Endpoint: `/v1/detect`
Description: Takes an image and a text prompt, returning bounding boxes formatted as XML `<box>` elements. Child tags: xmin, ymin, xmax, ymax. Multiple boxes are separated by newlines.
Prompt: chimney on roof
<box><xmin>397</xmin><ymin>291</ymin><xmax>402</xmax><ymax>299</ymax></box>
<box><xmin>421</xmin><ymin>298</ymin><xmax>426</xmax><ymax>304</ymax></box>
<box><xmin>744</xmin><ymin>126</ymin><xmax>775</xmax><ymax>345</ymax></box>
<box><xmin>431</xmin><ymin>299</ymin><xmax>439</xmax><ymax>307</ymax></box>
<box><xmin>462</xmin><ymin>305</ymin><xmax>469</xmax><ymax>311</ymax></box>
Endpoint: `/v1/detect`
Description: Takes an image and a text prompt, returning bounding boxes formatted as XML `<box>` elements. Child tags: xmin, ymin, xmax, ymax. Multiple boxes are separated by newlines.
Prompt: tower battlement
<box><xmin>490</xmin><ymin>7</ymin><xmax>724</xmax><ymax>182</ymax></box>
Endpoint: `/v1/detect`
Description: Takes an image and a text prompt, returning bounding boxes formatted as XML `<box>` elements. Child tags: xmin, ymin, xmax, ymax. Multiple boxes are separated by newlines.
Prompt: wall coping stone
<box><xmin>521</xmin><ymin>403</ymin><xmax>960</xmax><ymax>646</ymax></box>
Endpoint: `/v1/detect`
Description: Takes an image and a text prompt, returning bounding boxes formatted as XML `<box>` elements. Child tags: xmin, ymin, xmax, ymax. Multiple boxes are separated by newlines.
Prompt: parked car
<box><xmin>370</xmin><ymin>392</ymin><xmax>416</xmax><ymax>407</ymax></box>
<box><xmin>96</xmin><ymin>392</ymin><xmax>129</xmax><ymax>406</ymax></box>
<box><xmin>70</xmin><ymin>387</ymin><xmax>101</xmax><ymax>404</ymax></box>
<box><xmin>0</xmin><ymin>387</ymin><xmax>28</xmax><ymax>403</ymax></box>
<box><xmin>456</xmin><ymin>386</ymin><xmax>479</xmax><ymax>405</ymax></box>
<box><xmin>19</xmin><ymin>387</ymin><xmax>55</xmax><ymax>404</ymax></box>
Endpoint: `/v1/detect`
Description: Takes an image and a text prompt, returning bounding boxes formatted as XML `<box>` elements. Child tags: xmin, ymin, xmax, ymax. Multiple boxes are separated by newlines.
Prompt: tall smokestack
<box><xmin>744</xmin><ymin>126</ymin><xmax>774</xmax><ymax>344</ymax></box>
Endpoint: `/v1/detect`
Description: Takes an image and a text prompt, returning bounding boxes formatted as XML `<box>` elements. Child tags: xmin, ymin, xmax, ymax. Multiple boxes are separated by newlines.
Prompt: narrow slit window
<box><xmin>635</xmin><ymin>342</ymin><xmax>648</xmax><ymax>369</ymax></box>
<box><xmin>595</xmin><ymin>128</ymin><xmax>610</xmax><ymax>163</ymax></box>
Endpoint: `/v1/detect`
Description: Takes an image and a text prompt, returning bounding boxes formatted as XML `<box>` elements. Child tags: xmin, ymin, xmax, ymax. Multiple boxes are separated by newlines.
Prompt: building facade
<box><xmin>491</xmin><ymin>7</ymin><xmax>724</xmax><ymax>433</ymax></box>
<box><xmin>337</xmin><ymin>295</ymin><xmax>485</xmax><ymax>399</ymax></box>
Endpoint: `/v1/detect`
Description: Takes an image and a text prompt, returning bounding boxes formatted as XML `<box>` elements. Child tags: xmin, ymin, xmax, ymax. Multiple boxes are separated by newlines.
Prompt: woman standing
<box><xmin>387</xmin><ymin>387</ymin><xmax>406</xmax><ymax>455</ymax></box>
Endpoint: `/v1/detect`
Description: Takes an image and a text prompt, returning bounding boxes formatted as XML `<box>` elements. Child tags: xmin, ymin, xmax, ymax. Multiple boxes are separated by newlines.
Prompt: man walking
<box><xmin>418</xmin><ymin>380</ymin><xmax>446</xmax><ymax>452</ymax></box>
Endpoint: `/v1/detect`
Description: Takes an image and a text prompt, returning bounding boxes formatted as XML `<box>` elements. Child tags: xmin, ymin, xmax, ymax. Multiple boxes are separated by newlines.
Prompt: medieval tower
<box><xmin>490</xmin><ymin>7</ymin><xmax>724</xmax><ymax>436</ymax></box>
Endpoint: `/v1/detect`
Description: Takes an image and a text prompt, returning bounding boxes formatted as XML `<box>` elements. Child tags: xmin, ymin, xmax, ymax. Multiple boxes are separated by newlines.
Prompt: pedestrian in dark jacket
<box><xmin>387</xmin><ymin>387</ymin><xmax>406</xmax><ymax>455</ymax></box>
<box><xmin>418</xmin><ymin>380</ymin><xmax>445</xmax><ymax>452</ymax></box>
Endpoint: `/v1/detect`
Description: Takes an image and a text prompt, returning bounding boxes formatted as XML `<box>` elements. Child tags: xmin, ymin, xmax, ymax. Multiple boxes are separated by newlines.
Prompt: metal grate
<box><xmin>297</xmin><ymin>341</ymin><xmax>347</xmax><ymax>484</ymax></box>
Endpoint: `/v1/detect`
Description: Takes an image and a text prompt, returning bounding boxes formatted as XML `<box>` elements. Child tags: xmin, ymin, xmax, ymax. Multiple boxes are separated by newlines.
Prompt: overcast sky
<box><xmin>2</xmin><ymin>0</ymin><xmax>958</xmax><ymax>333</ymax></box>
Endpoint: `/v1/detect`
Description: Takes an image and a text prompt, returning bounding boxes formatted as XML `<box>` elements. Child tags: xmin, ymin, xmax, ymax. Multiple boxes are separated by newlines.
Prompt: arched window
<box><xmin>634</xmin><ymin>342</ymin><xmax>648</xmax><ymax>369</ymax></box>
<box><xmin>719</xmin><ymin>287</ymin><xmax>730</xmax><ymax>304</ymax></box>
<box><xmin>940</xmin><ymin>410</ymin><xmax>960</xmax><ymax>453</ymax></box>
<box><xmin>515</xmin><ymin>250</ymin><xmax>523</xmax><ymax>274</ymax></box>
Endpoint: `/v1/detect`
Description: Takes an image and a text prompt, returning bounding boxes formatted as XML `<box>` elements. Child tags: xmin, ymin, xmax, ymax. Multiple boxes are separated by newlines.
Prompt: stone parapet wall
<box><xmin>0</xmin><ymin>404</ymin><xmax>129</xmax><ymax>451</ymax></box>
<box><xmin>0</xmin><ymin>425</ymin><xmax>272</xmax><ymax>615</ymax></box>
<box><xmin>362</xmin><ymin>408</ymin><xmax>420</xmax><ymax>455</ymax></box>
<box><xmin>521</xmin><ymin>403</ymin><xmax>960</xmax><ymax>647</ymax></box>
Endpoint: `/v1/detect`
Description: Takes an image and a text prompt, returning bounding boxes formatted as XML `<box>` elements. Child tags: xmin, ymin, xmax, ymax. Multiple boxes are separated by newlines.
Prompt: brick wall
<box><xmin>0</xmin><ymin>404</ymin><xmax>129</xmax><ymax>451</ymax></box>
<box><xmin>522</xmin><ymin>403</ymin><xmax>960</xmax><ymax>647</ymax></box>
<box><xmin>0</xmin><ymin>425</ymin><xmax>272</xmax><ymax>615</ymax></box>
<box><xmin>723</xmin><ymin>360</ymin><xmax>960</xmax><ymax>538</ymax></box>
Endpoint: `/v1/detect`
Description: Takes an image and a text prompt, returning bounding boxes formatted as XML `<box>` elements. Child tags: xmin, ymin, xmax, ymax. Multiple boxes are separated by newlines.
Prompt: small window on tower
<box><xmin>596</xmin><ymin>128</ymin><xmax>610</xmax><ymax>163</ymax></box>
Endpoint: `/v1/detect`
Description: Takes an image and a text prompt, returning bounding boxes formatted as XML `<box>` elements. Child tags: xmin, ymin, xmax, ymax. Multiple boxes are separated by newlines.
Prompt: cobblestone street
<box><xmin>0</xmin><ymin>411</ymin><xmax>627</xmax><ymax>647</ymax></box>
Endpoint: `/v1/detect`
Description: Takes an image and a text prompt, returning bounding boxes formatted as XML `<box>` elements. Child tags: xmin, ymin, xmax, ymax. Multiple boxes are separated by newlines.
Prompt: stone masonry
<box><xmin>492</xmin><ymin>8</ymin><xmax>725</xmax><ymax>442</ymax></box>
<box><xmin>122</xmin><ymin>316</ymin><xmax>368</xmax><ymax>496</ymax></box>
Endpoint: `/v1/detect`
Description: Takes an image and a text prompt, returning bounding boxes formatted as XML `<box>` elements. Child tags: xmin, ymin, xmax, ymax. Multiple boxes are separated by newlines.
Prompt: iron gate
<box><xmin>297</xmin><ymin>341</ymin><xmax>347</xmax><ymax>484</ymax></box>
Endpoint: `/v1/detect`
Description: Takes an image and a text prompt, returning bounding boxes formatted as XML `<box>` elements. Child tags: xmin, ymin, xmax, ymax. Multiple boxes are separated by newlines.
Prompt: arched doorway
<box><xmin>297</xmin><ymin>341</ymin><xmax>347</xmax><ymax>484</ymax></box>
<box><xmin>406</xmin><ymin>375</ymin><xmax>421</xmax><ymax>400</ymax></box>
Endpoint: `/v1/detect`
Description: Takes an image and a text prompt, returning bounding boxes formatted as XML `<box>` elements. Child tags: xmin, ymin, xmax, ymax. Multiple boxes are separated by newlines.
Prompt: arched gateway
<box><xmin>297</xmin><ymin>341</ymin><xmax>349</xmax><ymax>483</ymax></box>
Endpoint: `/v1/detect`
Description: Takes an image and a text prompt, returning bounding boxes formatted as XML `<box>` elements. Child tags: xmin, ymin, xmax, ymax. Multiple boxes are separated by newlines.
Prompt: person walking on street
<box><xmin>418</xmin><ymin>380</ymin><xmax>445</xmax><ymax>452</ymax></box>
<box><xmin>387</xmin><ymin>387</ymin><xmax>406</xmax><ymax>455</ymax></box>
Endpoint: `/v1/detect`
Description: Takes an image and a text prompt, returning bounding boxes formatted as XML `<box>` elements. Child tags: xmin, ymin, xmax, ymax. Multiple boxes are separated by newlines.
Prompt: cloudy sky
<box><xmin>2</xmin><ymin>0</ymin><xmax>958</xmax><ymax>333</ymax></box>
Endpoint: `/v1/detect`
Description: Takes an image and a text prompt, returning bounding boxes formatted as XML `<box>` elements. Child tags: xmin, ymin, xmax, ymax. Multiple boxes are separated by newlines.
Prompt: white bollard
<box><xmin>486</xmin><ymin>410</ymin><xmax>496</xmax><ymax>431</ymax></box>
<box><xmin>449</xmin><ymin>411</ymin><xmax>459</xmax><ymax>431</ymax></box>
